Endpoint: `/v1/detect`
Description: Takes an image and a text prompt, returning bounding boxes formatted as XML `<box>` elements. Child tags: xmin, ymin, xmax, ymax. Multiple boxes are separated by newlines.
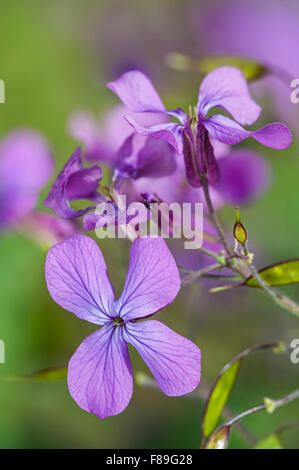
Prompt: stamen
<box><xmin>113</xmin><ymin>316</ymin><xmax>124</xmax><ymax>326</ymax></box>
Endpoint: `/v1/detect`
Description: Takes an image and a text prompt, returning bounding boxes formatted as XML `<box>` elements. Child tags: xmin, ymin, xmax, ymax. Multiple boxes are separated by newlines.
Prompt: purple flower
<box><xmin>45</xmin><ymin>235</ymin><xmax>201</xmax><ymax>419</ymax></box>
<box><xmin>113</xmin><ymin>132</ymin><xmax>176</xmax><ymax>186</ymax></box>
<box><xmin>22</xmin><ymin>212</ymin><xmax>80</xmax><ymax>249</ymax></box>
<box><xmin>68</xmin><ymin>106</ymin><xmax>137</xmax><ymax>165</ymax></box>
<box><xmin>107</xmin><ymin>67</ymin><xmax>291</xmax><ymax>187</ymax></box>
<box><xmin>0</xmin><ymin>129</ymin><xmax>53</xmax><ymax>229</ymax></box>
<box><xmin>130</xmin><ymin>146</ymin><xmax>270</xmax><ymax>210</ymax></box>
<box><xmin>68</xmin><ymin>105</ymin><xmax>177</xmax><ymax>185</ymax></box>
<box><xmin>44</xmin><ymin>147</ymin><xmax>104</xmax><ymax>219</ymax></box>
<box><xmin>195</xmin><ymin>0</ymin><xmax>299</xmax><ymax>129</ymax></box>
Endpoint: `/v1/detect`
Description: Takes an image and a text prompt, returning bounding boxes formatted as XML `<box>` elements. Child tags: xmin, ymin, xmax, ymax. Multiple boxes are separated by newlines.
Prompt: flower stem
<box><xmin>181</xmin><ymin>262</ymin><xmax>223</xmax><ymax>285</ymax></box>
<box><xmin>200</xmin><ymin>174</ymin><xmax>299</xmax><ymax>318</ymax></box>
<box><xmin>225</xmin><ymin>389</ymin><xmax>299</xmax><ymax>428</ymax></box>
<box><xmin>200</xmin><ymin>175</ymin><xmax>234</xmax><ymax>256</ymax></box>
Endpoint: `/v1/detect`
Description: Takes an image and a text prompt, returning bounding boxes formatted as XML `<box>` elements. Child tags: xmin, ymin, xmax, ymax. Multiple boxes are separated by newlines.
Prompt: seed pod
<box><xmin>233</xmin><ymin>207</ymin><xmax>248</xmax><ymax>254</ymax></box>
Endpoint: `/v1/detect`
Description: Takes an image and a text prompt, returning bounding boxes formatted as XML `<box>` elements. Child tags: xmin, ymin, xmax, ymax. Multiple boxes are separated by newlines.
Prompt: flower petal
<box><xmin>125</xmin><ymin>115</ymin><xmax>184</xmax><ymax>153</ymax></box>
<box><xmin>68</xmin><ymin>324</ymin><xmax>133</xmax><ymax>419</ymax></box>
<box><xmin>45</xmin><ymin>235</ymin><xmax>115</xmax><ymax>324</ymax></box>
<box><xmin>251</xmin><ymin>122</ymin><xmax>292</xmax><ymax>149</ymax></box>
<box><xmin>107</xmin><ymin>70</ymin><xmax>165</xmax><ymax>113</ymax></box>
<box><xmin>124</xmin><ymin>320</ymin><xmax>201</xmax><ymax>396</ymax></box>
<box><xmin>115</xmin><ymin>134</ymin><xmax>177</xmax><ymax>182</ymax></box>
<box><xmin>67</xmin><ymin>166</ymin><xmax>103</xmax><ymax>201</ymax></box>
<box><xmin>137</xmin><ymin>137</ymin><xmax>177</xmax><ymax>178</ymax></box>
<box><xmin>115</xmin><ymin>237</ymin><xmax>181</xmax><ymax>321</ymax></box>
<box><xmin>204</xmin><ymin>114</ymin><xmax>292</xmax><ymax>149</ymax></box>
<box><xmin>44</xmin><ymin>147</ymin><xmax>103</xmax><ymax>218</ymax></box>
<box><xmin>197</xmin><ymin>66</ymin><xmax>261</xmax><ymax>125</ymax></box>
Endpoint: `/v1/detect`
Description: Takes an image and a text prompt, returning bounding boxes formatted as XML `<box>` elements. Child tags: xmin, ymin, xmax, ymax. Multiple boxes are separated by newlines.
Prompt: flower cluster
<box><xmin>4</xmin><ymin>65</ymin><xmax>290</xmax><ymax>420</ymax></box>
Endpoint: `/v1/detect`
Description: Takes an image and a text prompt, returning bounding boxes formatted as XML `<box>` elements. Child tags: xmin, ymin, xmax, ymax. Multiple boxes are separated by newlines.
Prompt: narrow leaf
<box><xmin>165</xmin><ymin>52</ymin><xmax>266</xmax><ymax>81</ymax></box>
<box><xmin>200</xmin><ymin>56</ymin><xmax>266</xmax><ymax>81</ymax></box>
<box><xmin>203</xmin><ymin>360</ymin><xmax>242</xmax><ymax>438</ymax></box>
<box><xmin>211</xmin><ymin>259</ymin><xmax>299</xmax><ymax>293</ymax></box>
<box><xmin>253</xmin><ymin>434</ymin><xmax>284</xmax><ymax>449</ymax></box>
<box><xmin>7</xmin><ymin>366</ymin><xmax>67</xmax><ymax>382</ymax></box>
<box><xmin>245</xmin><ymin>259</ymin><xmax>299</xmax><ymax>287</ymax></box>
<box><xmin>205</xmin><ymin>425</ymin><xmax>231</xmax><ymax>449</ymax></box>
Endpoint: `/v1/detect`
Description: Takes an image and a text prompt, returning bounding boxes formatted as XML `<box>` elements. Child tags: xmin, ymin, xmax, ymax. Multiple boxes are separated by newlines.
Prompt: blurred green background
<box><xmin>0</xmin><ymin>0</ymin><xmax>298</xmax><ymax>449</ymax></box>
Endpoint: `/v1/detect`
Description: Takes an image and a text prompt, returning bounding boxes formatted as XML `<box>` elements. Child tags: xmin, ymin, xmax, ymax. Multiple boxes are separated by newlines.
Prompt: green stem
<box><xmin>226</xmin><ymin>389</ymin><xmax>299</xmax><ymax>428</ymax></box>
<box><xmin>200</xmin><ymin>174</ymin><xmax>299</xmax><ymax>318</ymax></box>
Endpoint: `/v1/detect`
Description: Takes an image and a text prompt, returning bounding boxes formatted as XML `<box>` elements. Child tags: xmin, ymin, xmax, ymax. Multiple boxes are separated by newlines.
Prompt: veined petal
<box><xmin>197</xmin><ymin>66</ymin><xmax>261</xmax><ymax>125</ymax></box>
<box><xmin>124</xmin><ymin>320</ymin><xmax>201</xmax><ymax>396</ymax></box>
<box><xmin>107</xmin><ymin>70</ymin><xmax>165</xmax><ymax>113</ymax></box>
<box><xmin>45</xmin><ymin>235</ymin><xmax>115</xmax><ymax>324</ymax></box>
<box><xmin>252</xmin><ymin>122</ymin><xmax>292</xmax><ymax>149</ymax></box>
<box><xmin>68</xmin><ymin>324</ymin><xmax>133</xmax><ymax>419</ymax></box>
<box><xmin>204</xmin><ymin>114</ymin><xmax>292</xmax><ymax>149</ymax></box>
<box><xmin>115</xmin><ymin>237</ymin><xmax>181</xmax><ymax>321</ymax></box>
<box><xmin>204</xmin><ymin>115</ymin><xmax>251</xmax><ymax>145</ymax></box>
<box><xmin>125</xmin><ymin>115</ymin><xmax>184</xmax><ymax>153</ymax></box>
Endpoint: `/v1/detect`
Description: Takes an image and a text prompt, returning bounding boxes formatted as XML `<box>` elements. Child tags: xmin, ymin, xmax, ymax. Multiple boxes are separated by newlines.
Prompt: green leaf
<box><xmin>253</xmin><ymin>434</ymin><xmax>284</xmax><ymax>449</ymax></box>
<box><xmin>199</xmin><ymin>56</ymin><xmax>266</xmax><ymax>81</ymax></box>
<box><xmin>7</xmin><ymin>366</ymin><xmax>67</xmax><ymax>382</ymax></box>
<box><xmin>205</xmin><ymin>425</ymin><xmax>231</xmax><ymax>449</ymax></box>
<box><xmin>203</xmin><ymin>360</ymin><xmax>242</xmax><ymax>438</ymax></box>
<box><xmin>165</xmin><ymin>52</ymin><xmax>266</xmax><ymax>81</ymax></box>
<box><xmin>245</xmin><ymin>259</ymin><xmax>299</xmax><ymax>287</ymax></box>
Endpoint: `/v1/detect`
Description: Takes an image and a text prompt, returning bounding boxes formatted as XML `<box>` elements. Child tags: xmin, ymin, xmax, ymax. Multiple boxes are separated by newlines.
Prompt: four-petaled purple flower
<box><xmin>45</xmin><ymin>235</ymin><xmax>201</xmax><ymax>419</ymax></box>
<box><xmin>107</xmin><ymin>66</ymin><xmax>292</xmax><ymax>187</ymax></box>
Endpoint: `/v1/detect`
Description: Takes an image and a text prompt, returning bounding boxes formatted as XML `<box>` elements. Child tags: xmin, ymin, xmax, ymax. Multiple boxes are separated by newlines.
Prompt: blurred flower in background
<box><xmin>0</xmin><ymin>129</ymin><xmax>53</xmax><ymax>230</ymax></box>
<box><xmin>87</xmin><ymin>0</ymin><xmax>196</xmax><ymax>82</ymax></box>
<box><xmin>194</xmin><ymin>0</ymin><xmax>299</xmax><ymax>128</ymax></box>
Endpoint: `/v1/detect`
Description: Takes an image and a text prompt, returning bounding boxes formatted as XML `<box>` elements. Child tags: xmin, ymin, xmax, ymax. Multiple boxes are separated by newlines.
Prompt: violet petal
<box><xmin>115</xmin><ymin>237</ymin><xmax>181</xmax><ymax>321</ymax></box>
<box><xmin>45</xmin><ymin>235</ymin><xmax>115</xmax><ymax>324</ymax></box>
<box><xmin>124</xmin><ymin>320</ymin><xmax>201</xmax><ymax>396</ymax></box>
